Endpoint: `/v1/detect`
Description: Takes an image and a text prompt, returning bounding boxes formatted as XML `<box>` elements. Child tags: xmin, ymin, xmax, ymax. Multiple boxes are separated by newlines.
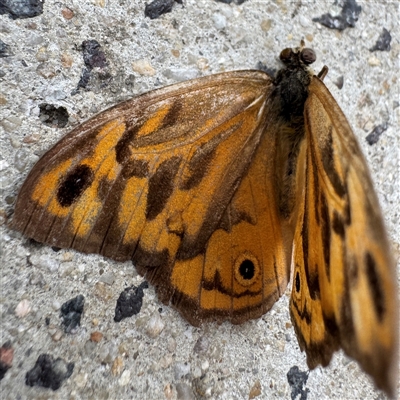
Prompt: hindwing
<box><xmin>290</xmin><ymin>76</ymin><xmax>398</xmax><ymax>397</ymax></box>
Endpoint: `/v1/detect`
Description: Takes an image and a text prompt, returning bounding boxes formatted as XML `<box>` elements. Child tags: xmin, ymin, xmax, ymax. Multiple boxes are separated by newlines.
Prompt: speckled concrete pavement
<box><xmin>1</xmin><ymin>1</ymin><xmax>399</xmax><ymax>399</ymax></box>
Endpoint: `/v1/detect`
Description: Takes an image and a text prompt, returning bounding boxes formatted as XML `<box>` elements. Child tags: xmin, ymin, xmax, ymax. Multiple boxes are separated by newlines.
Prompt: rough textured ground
<box><xmin>0</xmin><ymin>1</ymin><xmax>399</xmax><ymax>399</ymax></box>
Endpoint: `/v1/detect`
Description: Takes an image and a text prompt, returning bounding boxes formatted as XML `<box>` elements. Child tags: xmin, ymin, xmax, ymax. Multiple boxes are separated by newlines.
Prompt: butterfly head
<box><xmin>279</xmin><ymin>47</ymin><xmax>316</xmax><ymax>68</ymax></box>
<box><xmin>278</xmin><ymin>43</ymin><xmax>329</xmax><ymax>81</ymax></box>
<box><xmin>273</xmin><ymin>44</ymin><xmax>317</xmax><ymax>121</ymax></box>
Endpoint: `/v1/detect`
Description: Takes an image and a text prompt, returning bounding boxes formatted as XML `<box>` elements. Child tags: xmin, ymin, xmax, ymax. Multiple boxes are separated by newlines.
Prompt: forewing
<box><xmin>12</xmin><ymin>71</ymin><xmax>274</xmax><ymax>264</ymax></box>
<box><xmin>290</xmin><ymin>76</ymin><xmax>398</xmax><ymax>397</ymax></box>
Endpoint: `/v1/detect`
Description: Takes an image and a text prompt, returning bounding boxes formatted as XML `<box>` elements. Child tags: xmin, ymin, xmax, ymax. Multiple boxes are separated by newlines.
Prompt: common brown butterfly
<box><xmin>12</xmin><ymin>41</ymin><xmax>398</xmax><ymax>397</ymax></box>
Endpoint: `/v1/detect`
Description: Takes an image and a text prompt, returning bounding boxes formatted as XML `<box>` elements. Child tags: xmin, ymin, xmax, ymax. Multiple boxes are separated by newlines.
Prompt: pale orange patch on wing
<box><xmin>120</xmin><ymin>177</ymin><xmax>148</xmax><ymax>244</ymax></box>
<box><xmin>171</xmin><ymin>256</ymin><xmax>204</xmax><ymax>300</ymax></box>
<box><xmin>32</xmin><ymin>158</ymin><xmax>73</xmax><ymax>217</ymax></box>
<box><xmin>81</xmin><ymin>119</ymin><xmax>126</xmax><ymax>182</ymax></box>
<box><xmin>137</xmin><ymin>103</ymin><xmax>171</xmax><ymax>138</ymax></box>
<box><xmin>200</xmin><ymin>288</ymin><xmax>231</xmax><ymax>311</ymax></box>
<box><xmin>71</xmin><ymin>188</ymin><xmax>102</xmax><ymax>237</ymax></box>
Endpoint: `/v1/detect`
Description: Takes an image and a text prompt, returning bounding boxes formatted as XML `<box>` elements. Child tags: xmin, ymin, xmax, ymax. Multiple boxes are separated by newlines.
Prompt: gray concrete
<box><xmin>1</xmin><ymin>1</ymin><xmax>399</xmax><ymax>399</ymax></box>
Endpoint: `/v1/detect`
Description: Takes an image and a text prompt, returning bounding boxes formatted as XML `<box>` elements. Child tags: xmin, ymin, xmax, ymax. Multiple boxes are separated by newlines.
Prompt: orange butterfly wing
<box><xmin>12</xmin><ymin>70</ymin><xmax>291</xmax><ymax>324</ymax></box>
<box><xmin>168</xmin><ymin>115</ymin><xmax>293</xmax><ymax>324</ymax></box>
<box><xmin>290</xmin><ymin>76</ymin><xmax>398</xmax><ymax>397</ymax></box>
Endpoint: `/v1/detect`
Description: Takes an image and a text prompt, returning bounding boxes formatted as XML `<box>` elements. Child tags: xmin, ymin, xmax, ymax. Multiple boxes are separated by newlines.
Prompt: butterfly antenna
<box><xmin>318</xmin><ymin>66</ymin><xmax>329</xmax><ymax>80</ymax></box>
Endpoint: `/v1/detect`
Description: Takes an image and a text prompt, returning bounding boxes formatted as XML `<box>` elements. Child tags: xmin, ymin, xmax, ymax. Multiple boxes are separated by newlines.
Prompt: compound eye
<box><xmin>279</xmin><ymin>48</ymin><xmax>293</xmax><ymax>64</ymax></box>
<box><xmin>301</xmin><ymin>48</ymin><xmax>316</xmax><ymax>65</ymax></box>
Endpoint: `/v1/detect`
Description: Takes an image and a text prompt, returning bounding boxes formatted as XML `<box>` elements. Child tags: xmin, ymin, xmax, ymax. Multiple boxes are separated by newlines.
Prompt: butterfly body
<box><xmin>12</xmin><ymin>43</ymin><xmax>398</xmax><ymax>397</ymax></box>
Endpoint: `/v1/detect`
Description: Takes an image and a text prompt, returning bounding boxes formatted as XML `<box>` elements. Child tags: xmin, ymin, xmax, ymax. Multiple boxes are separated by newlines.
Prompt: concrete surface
<box><xmin>0</xmin><ymin>0</ymin><xmax>399</xmax><ymax>399</ymax></box>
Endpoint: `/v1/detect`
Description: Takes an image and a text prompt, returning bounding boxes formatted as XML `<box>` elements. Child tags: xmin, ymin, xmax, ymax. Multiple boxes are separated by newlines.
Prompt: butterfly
<box><xmin>11</xmin><ymin>41</ymin><xmax>398</xmax><ymax>397</ymax></box>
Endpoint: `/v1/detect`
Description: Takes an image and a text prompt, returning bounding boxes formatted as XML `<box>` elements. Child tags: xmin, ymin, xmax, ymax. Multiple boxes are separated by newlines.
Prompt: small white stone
<box><xmin>145</xmin><ymin>313</ymin><xmax>165</xmax><ymax>338</ymax></box>
<box><xmin>193</xmin><ymin>335</ymin><xmax>209</xmax><ymax>354</ymax></box>
<box><xmin>184</xmin><ymin>327</ymin><xmax>193</xmax><ymax>340</ymax></box>
<box><xmin>15</xmin><ymin>299</ymin><xmax>31</xmax><ymax>318</ymax></box>
<box><xmin>0</xmin><ymin>116</ymin><xmax>22</xmax><ymax>132</ymax></box>
<box><xmin>52</xmin><ymin>300</ymin><xmax>61</xmax><ymax>311</ymax></box>
<box><xmin>59</xmin><ymin>252</ymin><xmax>74</xmax><ymax>262</ymax></box>
<box><xmin>99</xmin><ymin>271</ymin><xmax>115</xmax><ymax>285</ymax></box>
<box><xmin>197</xmin><ymin>57</ymin><xmax>209</xmax><ymax>71</ymax></box>
<box><xmin>16</xmin><ymin>246</ymin><xmax>29</xmax><ymax>258</ymax></box>
<box><xmin>175</xmin><ymin>382</ymin><xmax>194</xmax><ymax>399</ymax></box>
<box><xmin>212</xmin><ymin>13</ymin><xmax>227</xmax><ymax>30</ymax></box>
<box><xmin>118</xmin><ymin>370</ymin><xmax>131</xmax><ymax>386</ymax></box>
<box><xmin>47</xmin><ymin>89</ymin><xmax>67</xmax><ymax>101</ymax></box>
<box><xmin>0</xmin><ymin>174</ymin><xmax>12</xmax><ymax>189</ymax></box>
<box><xmin>75</xmin><ymin>372</ymin><xmax>88</xmax><ymax>388</ymax></box>
<box><xmin>77</xmin><ymin>263</ymin><xmax>85</xmax><ymax>273</ymax></box>
<box><xmin>111</xmin><ymin>356</ymin><xmax>124</xmax><ymax>376</ymax></box>
<box><xmin>368</xmin><ymin>56</ymin><xmax>381</xmax><ymax>66</ymax></box>
<box><xmin>51</xmin><ymin>329</ymin><xmax>63</xmax><ymax>342</ymax></box>
<box><xmin>18</xmin><ymin>324</ymin><xmax>28</xmax><ymax>333</ymax></box>
<box><xmin>167</xmin><ymin>337</ymin><xmax>176</xmax><ymax>352</ymax></box>
<box><xmin>277</xmin><ymin>339</ymin><xmax>285</xmax><ymax>352</ymax></box>
<box><xmin>37</xmin><ymin>254</ymin><xmax>59</xmax><ymax>272</ymax></box>
<box><xmin>59</xmin><ymin>262</ymin><xmax>75</xmax><ymax>277</ymax></box>
<box><xmin>299</xmin><ymin>15</ymin><xmax>309</xmax><ymax>27</ymax></box>
<box><xmin>162</xmin><ymin>67</ymin><xmax>199</xmax><ymax>82</ymax></box>
<box><xmin>201</xmin><ymin>360</ymin><xmax>209</xmax><ymax>372</ymax></box>
<box><xmin>260</xmin><ymin>19</ymin><xmax>272</xmax><ymax>32</ymax></box>
<box><xmin>29</xmin><ymin>271</ymin><xmax>46</xmax><ymax>286</ymax></box>
<box><xmin>36</xmin><ymin>46</ymin><xmax>49</xmax><ymax>62</ymax></box>
<box><xmin>174</xmin><ymin>362</ymin><xmax>191</xmax><ymax>380</ymax></box>
<box><xmin>164</xmin><ymin>383</ymin><xmax>174</xmax><ymax>400</ymax></box>
<box><xmin>219</xmin><ymin>4</ymin><xmax>233</xmax><ymax>19</ymax></box>
<box><xmin>160</xmin><ymin>354</ymin><xmax>173</xmax><ymax>369</ymax></box>
<box><xmin>0</xmin><ymin>160</ymin><xmax>9</xmax><ymax>171</ymax></box>
<box><xmin>99</xmin><ymin>342</ymin><xmax>118</xmax><ymax>364</ymax></box>
<box><xmin>131</xmin><ymin>59</ymin><xmax>156</xmax><ymax>76</ymax></box>
<box><xmin>30</xmin><ymin>255</ymin><xmax>40</xmax><ymax>266</ymax></box>
<box><xmin>192</xmin><ymin>366</ymin><xmax>202</xmax><ymax>378</ymax></box>
<box><xmin>27</xmin><ymin>33</ymin><xmax>44</xmax><ymax>46</ymax></box>
<box><xmin>36</xmin><ymin>63</ymin><xmax>57</xmax><ymax>79</ymax></box>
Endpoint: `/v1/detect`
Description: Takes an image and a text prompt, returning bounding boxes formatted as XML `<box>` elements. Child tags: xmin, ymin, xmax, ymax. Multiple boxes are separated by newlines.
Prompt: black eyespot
<box><xmin>301</xmin><ymin>48</ymin><xmax>316</xmax><ymax>65</ymax></box>
<box><xmin>57</xmin><ymin>164</ymin><xmax>94</xmax><ymax>207</ymax></box>
<box><xmin>239</xmin><ymin>259</ymin><xmax>255</xmax><ymax>280</ymax></box>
